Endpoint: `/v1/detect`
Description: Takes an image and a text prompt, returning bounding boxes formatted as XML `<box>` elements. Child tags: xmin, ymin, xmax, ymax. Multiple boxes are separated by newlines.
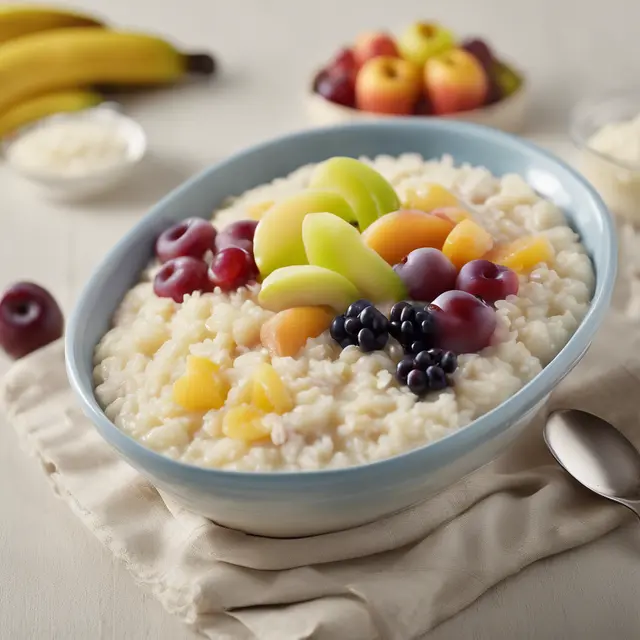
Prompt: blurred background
<box><xmin>1</xmin><ymin>0</ymin><xmax>638</xmax><ymax>313</ymax></box>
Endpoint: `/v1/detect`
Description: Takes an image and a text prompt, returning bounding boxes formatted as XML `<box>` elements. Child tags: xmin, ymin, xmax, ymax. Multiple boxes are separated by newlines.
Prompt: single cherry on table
<box><xmin>0</xmin><ymin>282</ymin><xmax>64</xmax><ymax>360</ymax></box>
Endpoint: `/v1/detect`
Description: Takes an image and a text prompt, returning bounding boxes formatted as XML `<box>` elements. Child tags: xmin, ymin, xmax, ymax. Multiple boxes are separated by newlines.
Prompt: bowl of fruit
<box><xmin>65</xmin><ymin>120</ymin><xmax>614</xmax><ymax>537</ymax></box>
<box><xmin>309</xmin><ymin>21</ymin><xmax>526</xmax><ymax>132</ymax></box>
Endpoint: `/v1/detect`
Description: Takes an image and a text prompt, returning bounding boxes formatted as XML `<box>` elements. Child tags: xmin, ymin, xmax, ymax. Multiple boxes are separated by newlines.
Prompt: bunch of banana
<box><xmin>0</xmin><ymin>6</ymin><xmax>215</xmax><ymax>138</ymax></box>
<box><xmin>0</xmin><ymin>89</ymin><xmax>103</xmax><ymax>137</ymax></box>
<box><xmin>0</xmin><ymin>5</ymin><xmax>104</xmax><ymax>44</ymax></box>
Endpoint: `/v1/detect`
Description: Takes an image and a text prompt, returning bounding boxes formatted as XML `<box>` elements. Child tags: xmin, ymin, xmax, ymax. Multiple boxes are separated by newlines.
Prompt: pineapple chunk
<box><xmin>251</xmin><ymin>363</ymin><xmax>293</xmax><ymax>414</ymax></box>
<box><xmin>403</xmin><ymin>183</ymin><xmax>458</xmax><ymax>212</ymax></box>
<box><xmin>172</xmin><ymin>356</ymin><xmax>229</xmax><ymax>412</ymax></box>
<box><xmin>222</xmin><ymin>405</ymin><xmax>270</xmax><ymax>442</ymax></box>
<box><xmin>488</xmin><ymin>236</ymin><xmax>555</xmax><ymax>272</ymax></box>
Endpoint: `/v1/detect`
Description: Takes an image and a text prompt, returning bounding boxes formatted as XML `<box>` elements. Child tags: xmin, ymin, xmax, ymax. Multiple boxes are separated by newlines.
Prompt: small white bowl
<box><xmin>2</xmin><ymin>105</ymin><xmax>147</xmax><ymax>202</ymax></box>
<box><xmin>306</xmin><ymin>77</ymin><xmax>529</xmax><ymax>134</ymax></box>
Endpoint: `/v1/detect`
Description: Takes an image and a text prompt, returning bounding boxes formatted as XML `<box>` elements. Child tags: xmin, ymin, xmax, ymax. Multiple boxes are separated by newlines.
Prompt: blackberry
<box><xmin>388</xmin><ymin>301</ymin><xmax>437</xmax><ymax>355</ymax></box>
<box><xmin>330</xmin><ymin>300</ymin><xmax>389</xmax><ymax>353</ymax></box>
<box><xmin>395</xmin><ymin>348</ymin><xmax>458</xmax><ymax>397</ymax></box>
<box><xmin>345</xmin><ymin>299</ymin><xmax>372</xmax><ymax>318</ymax></box>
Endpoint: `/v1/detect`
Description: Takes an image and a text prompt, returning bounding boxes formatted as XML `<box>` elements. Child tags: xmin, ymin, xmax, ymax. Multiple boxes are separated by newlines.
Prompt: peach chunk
<box><xmin>486</xmin><ymin>235</ymin><xmax>555</xmax><ymax>273</ymax></box>
<box><xmin>402</xmin><ymin>184</ymin><xmax>459</xmax><ymax>212</ymax></box>
<box><xmin>173</xmin><ymin>356</ymin><xmax>229</xmax><ymax>412</ymax></box>
<box><xmin>442</xmin><ymin>219</ymin><xmax>494</xmax><ymax>270</ymax></box>
<box><xmin>222</xmin><ymin>405</ymin><xmax>270</xmax><ymax>442</ymax></box>
<box><xmin>260</xmin><ymin>306</ymin><xmax>334</xmax><ymax>357</ymax></box>
<box><xmin>361</xmin><ymin>209</ymin><xmax>455</xmax><ymax>265</ymax></box>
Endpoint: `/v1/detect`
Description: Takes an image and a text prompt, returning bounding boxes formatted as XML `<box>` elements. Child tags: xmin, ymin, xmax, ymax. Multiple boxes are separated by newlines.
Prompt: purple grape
<box><xmin>393</xmin><ymin>248</ymin><xmax>457</xmax><ymax>302</ymax></box>
<box><xmin>430</xmin><ymin>290</ymin><xmax>497</xmax><ymax>353</ymax></box>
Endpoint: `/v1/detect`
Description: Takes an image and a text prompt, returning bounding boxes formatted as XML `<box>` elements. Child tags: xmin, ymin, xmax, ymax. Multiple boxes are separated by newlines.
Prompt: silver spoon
<box><xmin>544</xmin><ymin>409</ymin><xmax>640</xmax><ymax>521</ymax></box>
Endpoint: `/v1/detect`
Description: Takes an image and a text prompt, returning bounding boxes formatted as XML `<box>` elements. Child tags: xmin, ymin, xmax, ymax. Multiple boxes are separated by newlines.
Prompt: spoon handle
<box><xmin>619</xmin><ymin>499</ymin><xmax>640</xmax><ymax>521</ymax></box>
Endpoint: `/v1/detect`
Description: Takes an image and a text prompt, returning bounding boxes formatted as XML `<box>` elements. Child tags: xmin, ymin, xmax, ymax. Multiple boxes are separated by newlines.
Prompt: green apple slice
<box><xmin>253</xmin><ymin>190</ymin><xmax>355</xmax><ymax>277</ymax></box>
<box><xmin>308</xmin><ymin>157</ymin><xmax>400</xmax><ymax>231</ymax></box>
<box><xmin>302</xmin><ymin>212</ymin><xmax>407</xmax><ymax>303</ymax></box>
<box><xmin>258</xmin><ymin>265</ymin><xmax>360</xmax><ymax>313</ymax></box>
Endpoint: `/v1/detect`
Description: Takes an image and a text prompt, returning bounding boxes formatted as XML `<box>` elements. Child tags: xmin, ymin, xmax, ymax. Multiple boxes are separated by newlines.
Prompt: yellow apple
<box><xmin>355</xmin><ymin>56</ymin><xmax>422</xmax><ymax>115</ymax></box>
<box><xmin>398</xmin><ymin>22</ymin><xmax>455</xmax><ymax>67</ymax></box>
<box><xmin>424</xmin><ymin>48</ymin><xmax>488</xmax><ymax>115</ymax></box>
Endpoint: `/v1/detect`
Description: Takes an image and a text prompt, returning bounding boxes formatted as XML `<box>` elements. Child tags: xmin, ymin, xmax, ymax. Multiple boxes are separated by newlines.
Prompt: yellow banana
<box><xmin>0</xmin><ymin>28</ymin><xmax>215</xmax><ymax>114</ymax></box>
<box><xmin>0</xmin><ymin>5</ymin><xmax>103</xmax><ymax>45</ymax></box>
<box><xmin>0</xmin><ymin>89</ymin><xmax>103</xmax><ymax>138</ymax></box>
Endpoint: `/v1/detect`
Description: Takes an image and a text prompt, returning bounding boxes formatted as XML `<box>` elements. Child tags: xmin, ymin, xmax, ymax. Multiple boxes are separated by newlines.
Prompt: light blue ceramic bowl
<box><xmin>66</xmin><ymin>120</ymin><xmax>616</xmax><ymax>537</ymax></box>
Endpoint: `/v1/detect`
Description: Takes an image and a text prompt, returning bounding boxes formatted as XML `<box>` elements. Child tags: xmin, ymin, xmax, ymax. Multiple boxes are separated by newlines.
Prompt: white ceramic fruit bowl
<box><xmin>306</xmin><ymin>77</ymin><xmax>529</xmax><ymax>134</ymax></box>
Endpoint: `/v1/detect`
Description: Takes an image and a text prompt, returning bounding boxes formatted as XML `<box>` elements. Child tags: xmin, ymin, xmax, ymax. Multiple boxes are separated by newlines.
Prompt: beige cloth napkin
<box><xmin>3</xmin><ymin>253</ymin><xmax>640</xmax><ymax>639</ymax></box>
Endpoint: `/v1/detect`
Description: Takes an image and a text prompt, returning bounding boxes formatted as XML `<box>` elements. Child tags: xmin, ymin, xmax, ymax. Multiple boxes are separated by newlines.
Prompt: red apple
<box><xmin>356</xmin><ymin>56</ymin><xmax>422</xmax><ymax>115</ymax></box>
<box><xmin>353</xmin><ymin>31</ymin><xmax>399</xmax><ymax>68</ymax></box>
<box><xmin>424</xmin><ymin>48</ymin><xmax>488</xmax><ymax>115</ymax></box>
<box><xmin>314</xmin><ymin>69</ymin><xmax>356</xmax><ymax>107</ymax></box>
<box><xmin>326</xmin><ymin>47</ymin><xmax>358</xmax><ymax>83</ymax></box>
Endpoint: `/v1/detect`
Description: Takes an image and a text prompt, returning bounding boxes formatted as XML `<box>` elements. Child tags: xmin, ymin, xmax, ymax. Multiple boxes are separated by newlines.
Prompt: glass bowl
<box><xmin>570</xmin><ymin>89</ymin><xmax>640</xmax><ymax>223</ymax></box>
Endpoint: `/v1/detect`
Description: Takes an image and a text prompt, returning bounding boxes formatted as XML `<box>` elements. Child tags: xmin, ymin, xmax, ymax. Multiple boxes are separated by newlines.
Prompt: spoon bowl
<box><xmin>544</xmin><ymin>409</ymin><xmax>640</xmax><ymax>517</ymax></box>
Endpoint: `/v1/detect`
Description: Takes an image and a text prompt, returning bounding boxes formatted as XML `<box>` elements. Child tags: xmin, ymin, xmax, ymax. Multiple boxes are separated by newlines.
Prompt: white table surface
<box><xmin>2</xmin><ymin>1</ymin><xmax>640</xmax><ymax>638</ymax></box>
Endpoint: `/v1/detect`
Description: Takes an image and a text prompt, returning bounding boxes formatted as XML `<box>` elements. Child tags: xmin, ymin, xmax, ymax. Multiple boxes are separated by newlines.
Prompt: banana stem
<box><xmin>185</xmin><ymin>53</ymin><xmax>216</xmax><ymax>76</ymax></box>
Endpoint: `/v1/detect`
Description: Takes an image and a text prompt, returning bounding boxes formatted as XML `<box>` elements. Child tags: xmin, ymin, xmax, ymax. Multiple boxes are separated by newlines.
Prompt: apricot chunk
<box><xmin>173</xmin><ymin>356</ymin><xmax>229</xmax><ymax>412</ymax></box>
<box><xmin>361</xmin><ymin>209</ymin><xmax>455</xmax><ymax>265</ymax></box>
<box><xmin>487</xmin><ymin>235</ymin><xmax>555</xmax><ymax>273</ymax></box>
<box><xmin>442</xmin><ymin>219</ymin><xmax>494</xmax><ymax>270</ymax></box>
<box><xmin>431</xmin><ymin>206</ymin><xmax>472</xmax><ymax>225</ymax></box>
<box><xmin>403</xmin><ymin>184</ymin><xmax>459</xmax><ymax>212</ymax></box>
<box><xmin>260</xmin><ymin>306</ymin><xmax>333</xmax><ymax>357</ymax></box>
<box><xmin>251</xmin><ymin>362</ymin><xmax>294</xmax><ymax>414</ymax></box>
<box><xmin>222</xmin><ymin>405</ymin><xmax>270</xmax><ymax>442</ymax></box>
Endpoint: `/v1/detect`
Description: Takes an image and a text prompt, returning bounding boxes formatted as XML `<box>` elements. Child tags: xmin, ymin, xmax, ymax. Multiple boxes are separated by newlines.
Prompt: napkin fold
<box><xmin>3</xmin><ymin>260</ymin><xmax>640</xmax><ymax>639</ymax></box>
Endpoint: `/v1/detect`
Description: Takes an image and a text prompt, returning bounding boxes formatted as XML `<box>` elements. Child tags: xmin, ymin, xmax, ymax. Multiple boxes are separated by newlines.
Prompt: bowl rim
<box><xmin>65</xmin><ymin>118</ymin><xmax>617</xmax><ymax>484</ymax></box>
